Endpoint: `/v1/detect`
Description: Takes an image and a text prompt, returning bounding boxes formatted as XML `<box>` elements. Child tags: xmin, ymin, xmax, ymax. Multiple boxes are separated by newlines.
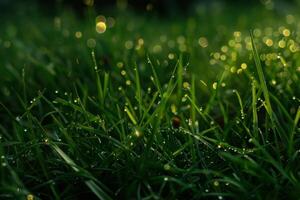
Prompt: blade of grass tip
<box><xmin>147</xmin><ymin>55</ymin><xmax>162</xmax><ymax>95</ymax></box>
<box><xmin>92</xmin><ymin>51</ymin><xmax>104</xmax><ymax>106</ymax></box>
<box><xmin>22</xmin><ymin>67</ymin><xmax>27</xmax><ymax>105</ymax></box>
<box><xmin>186</xmin><ymin>95</ymin><xmax>208</xmax><ymax>123</ymax></box>
<box><xmin>103</xmin><ymin>72</ymin><xmax>109</xmax><ymax>101</ymax></box>
<box><xmin>177</xmin><ymin>54</ymin><xmax>183</xmax><ymax>102</ymax></box>
<box><xmin>51</xmin><ymin>144</ymin><xmax>112</xmax><ymax>200</ymax></box>
<box><xmin>140</xmin><ymin>91</ymin><xmax>159</xmax><ymax>125</ymax></box>
<box><xmin>204</xmin><ymin>70</ymin><xmax>227</xmax><ymax>114</ymax></box>
<box><xmin>124</xmin><ymin>106</ymin><xmax>137</xmax><ymax>125</ymax></box>
<box><xmin>190</xmin><ymin>74</ymin><xmax>196</xmax><ymax>130</ymax></box>
<box><xmin>134</xmin><ymin>63</ymin><xmax>142</xmax><ymax>117</ymax></box>
<box><xmin>250</xmin><ymin>31</ymin><xmax>273</xmax><ymax>119</ymax></box>
<box><xmin>233</xmin><ymin>90</ymin><xmax>245</xmax><ymax>120</ymax></box>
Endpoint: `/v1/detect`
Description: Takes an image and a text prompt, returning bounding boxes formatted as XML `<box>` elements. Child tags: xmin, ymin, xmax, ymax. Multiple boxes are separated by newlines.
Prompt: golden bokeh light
<box><xmin>96</xmin><ymin>22</ymin><xmax>107</xmax><ymax>34</ymax></box>
<box><xmin>198</xmin><ymin>37</ymin><xmax>208</xmax><ymax>48</ymax></box>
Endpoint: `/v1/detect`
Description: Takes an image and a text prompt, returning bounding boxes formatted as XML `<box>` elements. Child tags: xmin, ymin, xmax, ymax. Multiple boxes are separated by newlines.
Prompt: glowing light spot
<box><xmin>286</xmin><ymin>14</ymin><xmax>295</xmax><ymax>24</ymax></box>
<box><xmin>183</xmin><ymin>82</ymin><xmax>190</xmax><ymax>89</ymax></box>
<box><xmin>164</xmin><ymin>164</ymin><xmax>171</xmax><ymax>170</ymax></box>
<box><xmin>75</xmin><ymin>31</ymin><xmax>82</xmax><ymax>39</ymax></box>
<box><xmin>96</xmin><ymin>22</ymin><xmax>106</xmax><ymax>34</ymax></box>
<box><xmin>230</xmin><ymin>67</ymin><xmax>236</xmax><ymax>73</ymax></box>
<box><xmin>265</xmin><ymin>39</ymin><xmax>273</xmax><ymax>47</ymax></box>
<box><xmin>253</xmin><ymin>29</ymin><xmax>262</xmax><ymax>37</ymax></box>
<box><xmin>125</xmin><ymin>40</ymin><xmax>133</xmax><ymax>49</ymax></box>
<box><xmin>134</xmin><ymin>129</ymin><xmax>141</xmax><ymax>137</ymax></box>
<box><xmin>138</xmin><ymin>38</ymin><xmax>144</xmax><ymax>46</ymax></box>
<box><xmin>241</xmin><ymin>63</ymin><xmax>247</xmax><ymax>70</ymax></box>
<box><xmin>220</xmin><ymin>55</ymin><xmax>226</xmax><ymax>61</ymax></box>
<box><xmin>213</xmin><ymin>52</ymin><xmax>220</xmax><ymax>60</ymax></box>
<box><xmin>54</xmin><ymin>17</ymin><xmax>61</xmax><ymax>29</ymax></box>
<box><xmin>87</xmin><ymin>38</ymin><xmax>96</xmax><ymax>48</ymax></box>
<box><xmin>228</xmin><ymin>40</ymin><xmax>235</xmax><ymax>47</ymax></box>
<box><xmin>153</xmin><ymin>44</ymin><xmax>162</xmax><ymax>53</ymax></box>
<box><xmin>212</xmin><ymin>82</ymin><xmax>218</xmax><ymax>90</ymax></box>
<box><xmin>235</xmin><ymin>43</ymin><xmax>242</xmax><ymax>49</ymax></box>
<box><xmin>117</xmin><ymin>62</ymin><xmax>124</xmax><ymax>68</ymax></box>
<box><xmin>278</xmin><ymin>40</ymin><xmax>286</xmax><ymax>48</ymax></box>
<box><xmin>96</xmin><ymin>15</ymin><xmax>106</xmax><ymax>23</ymax></box>
<box><xmin>283</xmin><ymin>29</ymin><xmax>291</xmax><ymax>37</ymax></box>
<box><xmin>221</xmin><ymin>46</ymin><xmax>228</xmax><ymax>53</ymax></box>
<box><xmin>171</xmin><ymin>104</ymin><xmax>177</xmax><ymax>114</ymax></box>
<box><xmin>121</xmin><ymin>70</ymin><xmax>126</xmax><ymax>76</ymax></box>
<box><xmin>177</xmin><ymin>36</ymin><xmax>185</xmax><ymax>44</ymax></box>
<box><xmin>213</xmin><ymin>181</ymin><xmax>220</xmax><ymax>187</ymax></box>
<box><xmin>290</xmin><ymin>44</ymin><xmax>299</xmax><ymax>53</ymax></box>
<box><xmin>234</xmin><ymin>31</ymin><xmax>241</xmax><ymax>37</ymax></box>
<box><xmin>107</xmin><ymin>17</ymin><xmax>116</xmax><ymax>28</ymax></box>
<box><xmin>168</xmin><ymin>53</ymin><xmax>175</xmax><ymax>60</ymax></box>
<box><xmin>126</xmin><ymin>80</ymin><xmax>131</xmax><ymax>85</ymax></box>
<box><xmin>209</xmin><ymin>59</ymin><xmax>217</xmax><ymax>65</ymax></box>
<box><xmin>179</xmin><ymin>44</ymin><xmax>187</xmax><ymax>52</ymax></box>
<box><xmin>198</xmin><ymin>37</ymin><xmax>208</xmax><ymax>48</ymax></box>
<box><xmin>146</xmin><ymin>3</ymin><xmax>153</xmax><ymax>11</ymax></box>
<box><xmin>27</xmin><ymin>194</ymin><xmax>34</xmax><ymax>200</ymax></box>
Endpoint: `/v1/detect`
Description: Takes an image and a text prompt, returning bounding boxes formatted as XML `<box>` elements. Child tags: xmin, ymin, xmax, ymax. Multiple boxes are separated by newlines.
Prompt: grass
<box><xmin>0</xmin><ymin>1</ymin><xmax>300</xmax><ymax>199</ymax></box>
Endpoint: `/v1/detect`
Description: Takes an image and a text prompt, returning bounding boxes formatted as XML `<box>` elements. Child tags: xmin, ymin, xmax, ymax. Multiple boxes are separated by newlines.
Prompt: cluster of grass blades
<box><xmin>1</xmin><ymin>36</ymin><xmax>299</xmax><ymax>199</ymax></box>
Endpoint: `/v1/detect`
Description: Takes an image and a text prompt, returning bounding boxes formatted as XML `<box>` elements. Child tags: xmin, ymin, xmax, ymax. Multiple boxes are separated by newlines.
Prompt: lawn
<box><xmin>0</xmin><ymin>1</ymin><xmax>299</xmax><ymax>199</ymax></box>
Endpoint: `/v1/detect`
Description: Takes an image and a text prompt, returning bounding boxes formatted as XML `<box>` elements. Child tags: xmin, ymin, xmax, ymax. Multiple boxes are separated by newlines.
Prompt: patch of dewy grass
<box><xmin>1</xmin><ymin>4</ymin><xmax>300</xmax><ymax>199</ymax></box>
<box><xmin>51</xmin><ymin>143</ymin><xmax>112</xmax><ymax>200</ymax></box>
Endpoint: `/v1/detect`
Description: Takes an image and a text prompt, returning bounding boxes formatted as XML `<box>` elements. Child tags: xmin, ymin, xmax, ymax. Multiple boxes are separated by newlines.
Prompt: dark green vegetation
<box><xmin>0</xmin><ymin>1</ymin><xmax>300</xmax><ymax>200</ymax></box>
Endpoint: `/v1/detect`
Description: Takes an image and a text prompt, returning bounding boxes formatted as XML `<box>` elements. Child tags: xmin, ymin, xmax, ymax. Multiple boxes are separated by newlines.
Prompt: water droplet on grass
<box><xmin>16</xmin><ymin>116</ymin><xmax>21</xmax><ymax>122</ymax></box>
<box><xmin>212</xmin><ymin>82</ymin><xmax>218</xmax><ymax>90</ymax></box>
<box><xmin>213</xmin><ymin>180</ymin><xmax>219</xmax><ymax>187</ymax></box>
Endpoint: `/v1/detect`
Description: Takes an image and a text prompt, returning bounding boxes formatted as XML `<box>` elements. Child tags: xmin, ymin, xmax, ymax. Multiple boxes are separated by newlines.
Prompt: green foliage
<box><xmin>0</xmin><ymin>2</ymin><xmax>299</xmax><ymax>200</ymax></box>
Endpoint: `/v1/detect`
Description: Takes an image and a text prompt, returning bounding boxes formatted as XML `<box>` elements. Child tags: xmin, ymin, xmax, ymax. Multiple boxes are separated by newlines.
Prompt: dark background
<box><xmin>0</xmin><ymin>0</ymin><xmax>299</xmax><ymax>16</ymax></box>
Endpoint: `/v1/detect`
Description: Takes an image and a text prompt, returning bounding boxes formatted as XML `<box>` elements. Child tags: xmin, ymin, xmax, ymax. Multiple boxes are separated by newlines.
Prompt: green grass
<box><xmin>0</xmin><ymin>2</ymin><xmax>300</xmax><ymax>199</ymax></box>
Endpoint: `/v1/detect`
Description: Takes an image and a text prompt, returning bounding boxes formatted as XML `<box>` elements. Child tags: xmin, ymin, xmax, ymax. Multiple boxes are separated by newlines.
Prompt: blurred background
<box><xmin>0</xmin><ymin>0</ymin><xmax>299</xmax><ymax>113</ymax></box>
<box><xmin>0</xmin><ymin>0</ymin><xmax>299</xmax><ymax>16</ymax></box>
